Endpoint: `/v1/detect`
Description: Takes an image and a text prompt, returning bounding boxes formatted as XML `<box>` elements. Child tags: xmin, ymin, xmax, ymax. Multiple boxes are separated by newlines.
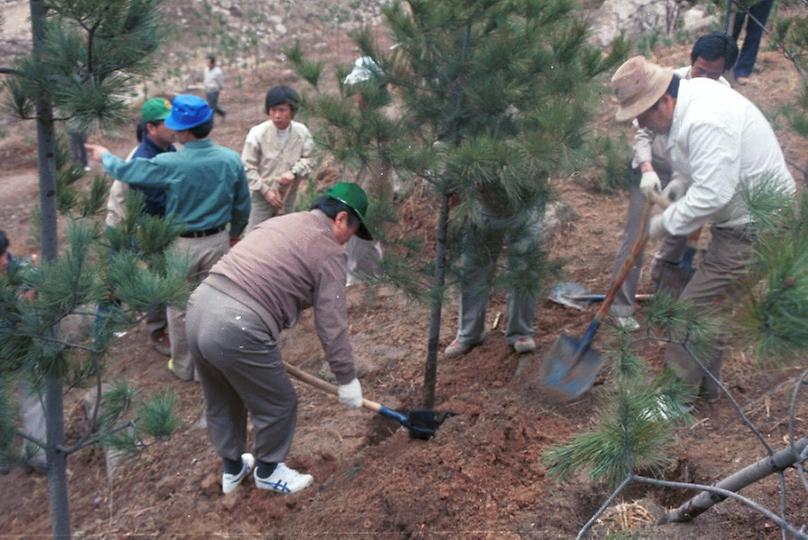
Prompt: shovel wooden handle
<box><xmin>648</xmin><ymin>190</ymin><xmax>671</xmax><ymax>209</ymax></box>
<box><xmin>594</xmin><ymin>198</ymin><xmax>655</xmax><ymax>323</ymax></box>
<box><xmin>282</xmin><ymin>361</ymin><xmax>383</xmax><ymax>413</ymax></box>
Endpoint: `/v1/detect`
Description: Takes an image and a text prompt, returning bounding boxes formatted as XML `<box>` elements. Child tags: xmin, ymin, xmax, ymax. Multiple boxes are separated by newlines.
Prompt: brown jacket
<box><xmin>205</xmin><ymin>209</ymin><xmax>355</xmax><ymax>384</ymax></box>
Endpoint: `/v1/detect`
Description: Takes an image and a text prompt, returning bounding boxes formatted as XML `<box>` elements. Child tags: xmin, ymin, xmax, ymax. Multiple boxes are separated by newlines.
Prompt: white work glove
<box><xmin>337</xmin><ymin>378</ymin><xmax>363</xmax><ymax>408</ymax></box>
<box><xmin>661</xmin><ymin>178</ymin><xmax>687</xmax><ymax>203</ymax></box>
<box><xmin>648</xmin><ymin>214</ymin><xmax>668</xmax><ymax>240</ymax></box>
<box><xmin>639</xmin><ymin>170</ymin><xmax>662</xmax><ymax>198</ymax></box>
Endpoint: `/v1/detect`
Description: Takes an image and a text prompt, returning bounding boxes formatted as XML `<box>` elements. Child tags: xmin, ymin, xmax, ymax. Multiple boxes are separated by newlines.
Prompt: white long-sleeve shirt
<box><xmin>632</xmin><ymin>65</ymin><xmax>730</xmax><ymax>168</ymax></box>
<box><xmin>204</xmin><ymin>66</ymin><xmax>224</xmax><ymax>93</ymax></box>
<box><xmin>659</xmin><ymin>77</ymin><xmax>795</xmax><ymax>236</ymax></box>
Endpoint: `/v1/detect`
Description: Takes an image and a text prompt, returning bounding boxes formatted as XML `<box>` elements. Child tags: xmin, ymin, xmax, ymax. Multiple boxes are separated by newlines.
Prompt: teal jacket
<box><xmin>102</xmin><ymin>139</ymin><xmax>251</xmax><ymax>238</ymax></box>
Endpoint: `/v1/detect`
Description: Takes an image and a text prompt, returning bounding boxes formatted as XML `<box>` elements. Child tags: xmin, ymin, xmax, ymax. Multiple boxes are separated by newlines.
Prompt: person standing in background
<box><xmin>731</xmin><ymin>0</ymin><xmax>775</xmax><ymax>82</ymax></box>
<box><xmin>204</xmin><ymin>54</ymin><xmax>226</xmax><ymax>119</ymax></box>
<box><xmin>242</xmin><ymin>85</ymin><xmax>314</xmax><ymax>231</ymax></box>
<box><xmin>87</xmin><ymin>95</ymin><xmax>251</xmax><ymax>382</ymax></box>
<box><xmin>342</xmin><ymin>57</ymin><xmax>390</xmax><ymax>286</ymax></box>
<box><xmin>103</xmin><ymin>97</ymin><xmax>177</xmax><ymax>356</ymax></box>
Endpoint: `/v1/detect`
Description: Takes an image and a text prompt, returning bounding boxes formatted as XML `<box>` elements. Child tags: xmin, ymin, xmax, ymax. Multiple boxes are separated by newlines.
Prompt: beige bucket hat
<box><xmin>610</xmin><ymin>56</ymin><xmax>674</xmax><ymax>122</ymax></box>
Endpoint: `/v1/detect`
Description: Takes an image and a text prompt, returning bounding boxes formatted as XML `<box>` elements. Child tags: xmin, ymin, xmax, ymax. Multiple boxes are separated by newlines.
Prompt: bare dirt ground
<box><xmin>0</xmin><ymin>3</ymin><xmax>807</xmax><ymax>538</ymax></box>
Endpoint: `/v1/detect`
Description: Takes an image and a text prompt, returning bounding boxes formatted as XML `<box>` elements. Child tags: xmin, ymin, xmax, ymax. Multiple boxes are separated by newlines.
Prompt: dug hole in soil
<box><xmin>1</xmin><ymin>3</ymin><xmax>807</xmax><ymax>537</ymax></box>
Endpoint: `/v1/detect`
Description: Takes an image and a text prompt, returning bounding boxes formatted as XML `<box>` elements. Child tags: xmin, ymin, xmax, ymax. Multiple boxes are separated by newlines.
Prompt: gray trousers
<box><xmin>456</xmin><ymin>208</ymin><xmax>541</xmax><ymax>346</ymax></box>
<box><xmin>664</xmin><ymin>225</ymin><xmax>753</xmax><ymax>398</ymax></box>
<box><xmin>610</xmin><ymin>183</ymin><xmax>689</xmax><ymax>318</ymax></box>
<box><xmin>168</xmin><ymin>231</ymin><xmax>230</xmax><ymax>381</ymax></box>
<box><xmin>346</xmin><ymin>237</ymin><xmax>383</xmax><ymax>285</ymax></box>
<box><xmin>346</xmin><ymin>162</ymin><xmax>388</xmax><ymax>285</ymax></box>
<box><xmin>20</xmin><ymin>380</ymin><xmax>46</xmax><ymax>467</ymax></box>
<box><xmin>187</xmin><ymin>283</ymin><xmax>297</xmax><ymax>464</ymax></box>
<box><xmin>68</xmin><ymin>129</ymin><xmax>88</xmax><ymax>168</ymax></box>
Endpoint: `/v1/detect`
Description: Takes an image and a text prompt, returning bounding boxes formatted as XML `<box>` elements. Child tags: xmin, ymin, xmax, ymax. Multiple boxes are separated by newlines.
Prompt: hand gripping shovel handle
<box><xmin>282</xmin><ymin>362</ymin><xmax>408</xmax><ymax>425</ymax></box>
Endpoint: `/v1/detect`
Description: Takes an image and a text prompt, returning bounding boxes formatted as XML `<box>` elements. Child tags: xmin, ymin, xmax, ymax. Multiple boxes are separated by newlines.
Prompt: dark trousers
<box><xmin>731</xmin><ymin>0</ymin><xmax>775</xmax><ymax>78</ymax></box>
<box><xmin>68</xmin><ymin>130</ymin><xmax>88</xmax><ymax>167</ymax></box>
<box><xmin>206</xmin><ymin>90</ymin><xmax>226</xmax><ymax>118</ymax></box>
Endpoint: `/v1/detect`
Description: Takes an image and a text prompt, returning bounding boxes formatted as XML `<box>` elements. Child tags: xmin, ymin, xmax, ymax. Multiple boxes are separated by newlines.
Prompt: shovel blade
<box><xmin>548</xmin><ymin>282</ymin><xmax>592</xmax><ymax>311</ymax></box>
<box><xmin>538</xmin><ymin>333</ymin><xmax>606</xmax><ymax>403</ymax></box>
<box><xmin>405</xmin><ymin>410</ymin><xmax>455</xmax><ymax>440</ymax></box>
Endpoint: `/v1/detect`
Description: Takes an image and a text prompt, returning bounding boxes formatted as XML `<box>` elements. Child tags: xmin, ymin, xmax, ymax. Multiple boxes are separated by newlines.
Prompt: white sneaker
<box><xmin>512</xmin><ymin>336</ymin><xmax>536</xmax><ymax>354</ymax></box>
<box><xmin>254</xmin><ymin>462</ymin><xmax>313</xmax><ymax>494</ymax></box>
<box><xmin>222</xmin><ymin>453</ymin><xmax>255</xmax><ymax>494</ymax></box>
<box><xmin>615</xmin><ymin>316</ymin><xmax>640</xmax><ymax>332</ymax></box>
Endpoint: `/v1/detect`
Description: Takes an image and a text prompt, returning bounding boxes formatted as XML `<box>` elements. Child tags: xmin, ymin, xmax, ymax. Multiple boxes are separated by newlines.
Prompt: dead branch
<box><xmin>661</xmin><ymin>438</ymin><xmax>808</xmax><ymax>527</ymax></box>
<box><xmin>788</xmin><ymin>370</ymin><xmax>808</xmax><ymax>494</ymax></box>
<box><xmin>639</xmin><ymin>475</ymin><xmax>808</xmax><ymax>539</ymax></box>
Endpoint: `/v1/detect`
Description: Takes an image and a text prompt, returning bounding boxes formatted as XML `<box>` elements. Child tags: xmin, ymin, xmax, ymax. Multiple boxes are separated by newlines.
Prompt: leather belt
<box><xmin>179</xmin><ymin>225</ymin><xmax>226</xmax><ymax>238</ymax></box>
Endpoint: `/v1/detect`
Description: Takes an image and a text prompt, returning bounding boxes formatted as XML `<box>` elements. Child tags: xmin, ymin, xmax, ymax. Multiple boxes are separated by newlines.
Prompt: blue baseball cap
<box><xmin>164</xmin><ymin>94</ymin><xmax>213</xmax><ymax>131</ymax></box>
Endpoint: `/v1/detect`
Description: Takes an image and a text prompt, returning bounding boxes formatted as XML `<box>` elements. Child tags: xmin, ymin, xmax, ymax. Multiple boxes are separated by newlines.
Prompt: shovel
<box><xmin>548</xmin><ymin>282</ymin><xmax>654</xmax><ymax>311</ymax></box>
<box><xmin>283</xmin><ymin>362</ymin><xmax>453</xmax><ymax>440</ymax></box>
<box><xmin>538</xmin><ymin>198</ymin><xmax>655</xmax><ymax>403</ymax></box>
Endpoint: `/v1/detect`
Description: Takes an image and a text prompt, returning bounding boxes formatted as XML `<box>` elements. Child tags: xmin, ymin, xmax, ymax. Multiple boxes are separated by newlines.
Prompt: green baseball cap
<box><xmin>141</xmin><ymin>97</ymin><xmax>172</xmax><ymax>123</ymax></box>
<box><xmin>325</xmin><ymin>182</ymin><xmax>372</xmax><ymax>240</ymax></box>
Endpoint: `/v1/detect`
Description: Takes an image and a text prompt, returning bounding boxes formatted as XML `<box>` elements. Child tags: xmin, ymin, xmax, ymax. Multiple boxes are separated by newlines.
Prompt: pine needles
<box><xmin>736</xmin><ymin>183</ymin><xmax>808</xmax><ymax>361</ymax></box>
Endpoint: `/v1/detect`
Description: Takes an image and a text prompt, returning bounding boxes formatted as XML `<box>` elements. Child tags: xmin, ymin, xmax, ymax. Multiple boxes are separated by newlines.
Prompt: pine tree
<box><xmin>0</xmin><ymin>1</ymin><xmax>183</xmax><ymax>537</ymax></box>
<box><xmin>288</xmin><ymin>0</ymin><xmax>628</xmax><ymax>407</ymax></box>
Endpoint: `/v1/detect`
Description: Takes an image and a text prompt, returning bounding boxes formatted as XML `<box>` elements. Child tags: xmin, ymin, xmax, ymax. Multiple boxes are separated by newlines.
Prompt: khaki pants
<box><xmin>168</xmin><ymin>231</ymin><xmax>230</xmax><ymax>381</ymax></box>
<box><xmin>664</xmin><ymin>225</ymin><xmax>754</xmax><ymax>398</ymax></box>
<box><xmin>187</xmin><ymin>283</ymin><xmax>297</xmax><ymax>464</ymax></box>
<box><xmin>456</xmin><ymin>207</ymin><xmax>542</xmax><ymax>346</ymax></box>
<box><xmin>247</xmin><ymin>187</ymin><xmax>299</xmax><ymax>233</ymax></box>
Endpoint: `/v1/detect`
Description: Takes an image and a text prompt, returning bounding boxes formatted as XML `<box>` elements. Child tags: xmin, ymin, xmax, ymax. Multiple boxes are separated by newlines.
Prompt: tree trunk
<box><xmin>663</xmin><ymin>437</ymin><xmax>808</xmax><ymax>524</ymax></box>
<box><xmin>31</xmin><ymin>0</ymin><xmax>57</xmax><ymax>262</ymax></box>
<box><xmin>30</xmin><ymin>0</ymin><xmax>70</xmax><ymax>537</ymax></box>
<box><xmin>423</xmin><ymin>194</ymin><xmax>449</xmax><ymax>409</ymax></box>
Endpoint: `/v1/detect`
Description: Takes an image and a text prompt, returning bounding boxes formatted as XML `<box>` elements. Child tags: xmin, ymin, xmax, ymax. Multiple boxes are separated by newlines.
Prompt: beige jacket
<box><xmin>241</xmin><ymin>120</ymin><xmax>315</xmax><ymax>196</ymax></box>
<box><xmin>104</xmin><ymin>147</ymin><xmax>138</xmax><ymax>227</ymax></box>
<box><xmin>205</xmin><ymin>209</ymin><xmax>356</xmax><ymax>384</ymax></box>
